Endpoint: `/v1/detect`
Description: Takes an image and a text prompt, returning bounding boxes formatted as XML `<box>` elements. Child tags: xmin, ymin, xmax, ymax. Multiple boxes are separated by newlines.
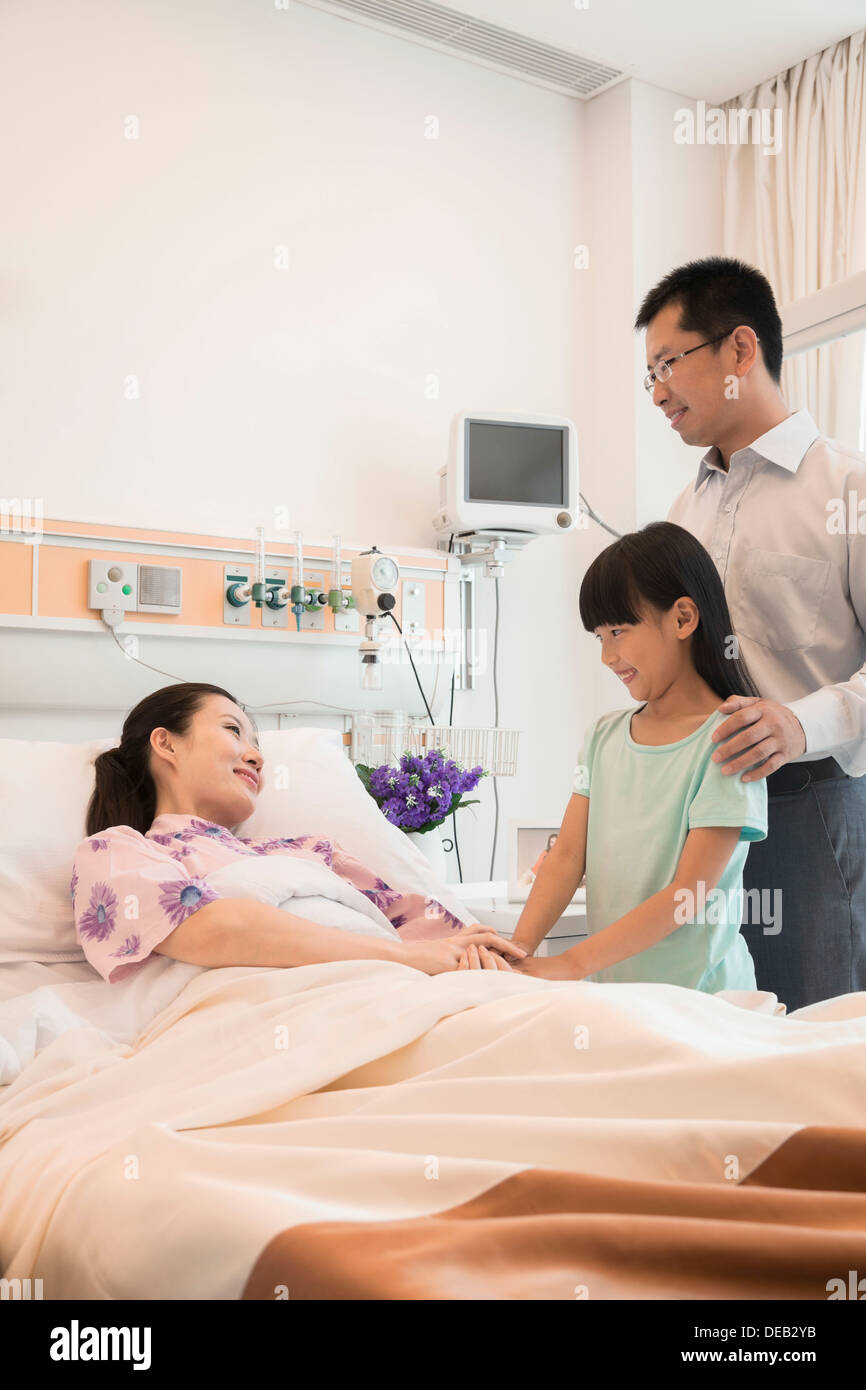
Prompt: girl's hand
<box><xmin>457</xmin><ymin>943</ymin><xmax>514</xmax><ymax>971</ymax></box>
<box><xmin>513</xmin><ymin>952</ymin><xmax>584</xmax><ymax>981</ymax></box>
<box><xmin>400</xmin><ymin>928</ymin><xmax>527</xmax><ymax>976</ymax></box>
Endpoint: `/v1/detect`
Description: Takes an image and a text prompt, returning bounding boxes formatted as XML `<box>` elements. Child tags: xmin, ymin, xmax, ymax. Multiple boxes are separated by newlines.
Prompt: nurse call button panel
<box><xmin>88</xmin><ymin>560</ymin><xmax>182</xmax><ymax>615</ymax></box>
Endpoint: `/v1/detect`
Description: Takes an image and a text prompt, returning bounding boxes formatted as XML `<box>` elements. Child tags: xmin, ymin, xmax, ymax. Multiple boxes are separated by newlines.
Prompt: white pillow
<box><xmin>0</xmin><ymin>728</ymin><xmax>476</xmax><ymax>965</ymax></box>
<box><xmin>0</xmin><ymin>736</ymin><xmax>115</xmax><ymax>965</ymax></box>
<box><xmin>233</xmin><ymin>728</ymin><xmax>477</xmax><ymax>927</ymax></box>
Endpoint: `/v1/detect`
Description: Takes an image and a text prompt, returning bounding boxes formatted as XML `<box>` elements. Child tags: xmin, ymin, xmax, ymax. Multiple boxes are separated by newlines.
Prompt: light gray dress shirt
<box><xmin>667</xmin><ymin>409</ymin><xmax>866</xmax><ymax>777</ymax></box>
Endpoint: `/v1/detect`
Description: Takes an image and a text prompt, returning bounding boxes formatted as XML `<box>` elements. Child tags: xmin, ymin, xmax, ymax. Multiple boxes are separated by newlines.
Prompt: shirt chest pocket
<box><xmin>734</xmin><ymin>547</ymin><xmax>830</xmax><ymax>652</ymax></box>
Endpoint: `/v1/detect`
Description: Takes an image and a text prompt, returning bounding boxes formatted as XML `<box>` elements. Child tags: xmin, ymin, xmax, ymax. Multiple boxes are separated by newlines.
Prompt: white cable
<box><xmin>579</xmin><ymin>492</ymin><xmax>622</xmax><ymax>538</ymax></box>
<box><xmin>108</xmin><ymin>623</ymin><xmax>190</xmax><ymax>684</ymax></box>
<box><xmin>253</xmin><ymin>698</ymin><xmax>362</xmax><ymax>715</ymax></box>
<box><xmin>103</xmin><ymin>592</ymin><xmax>443</xmax><ymax>725</ymax></box>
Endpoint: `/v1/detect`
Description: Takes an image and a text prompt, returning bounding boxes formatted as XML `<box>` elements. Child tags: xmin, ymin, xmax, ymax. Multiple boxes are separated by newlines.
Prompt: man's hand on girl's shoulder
<box><xmin>711</xmin><ymin>695</ymin><xmax>806</xmax><ymax>781</ymax></box>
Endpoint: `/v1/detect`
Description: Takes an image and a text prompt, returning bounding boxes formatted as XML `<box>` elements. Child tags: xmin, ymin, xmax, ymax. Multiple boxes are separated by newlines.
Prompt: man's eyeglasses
<box><xmin>642</xmin><ymin>332</ymin><xmax>739</xmax><ymax>394</ymax></box>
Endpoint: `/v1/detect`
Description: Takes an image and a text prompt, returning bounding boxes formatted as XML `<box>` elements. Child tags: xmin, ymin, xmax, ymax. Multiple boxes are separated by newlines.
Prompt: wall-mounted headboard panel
<box><xmin>0</xmin><ymin>518</ymin><xmax>459</xmax><ymax>744</ymax></box>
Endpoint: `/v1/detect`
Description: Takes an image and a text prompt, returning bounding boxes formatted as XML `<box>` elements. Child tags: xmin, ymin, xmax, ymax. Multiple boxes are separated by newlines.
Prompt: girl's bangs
<box><xmin>579</xmin><ymin>548</ymin><xmax>643</xmax><ymax>632</ymax></box>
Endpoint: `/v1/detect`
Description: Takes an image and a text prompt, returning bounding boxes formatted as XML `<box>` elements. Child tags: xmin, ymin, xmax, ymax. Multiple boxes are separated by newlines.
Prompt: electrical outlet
<box><xmin>401</xmin><ymin>580</ymin><xmax>426</xmax><ymax>636</ymax></box>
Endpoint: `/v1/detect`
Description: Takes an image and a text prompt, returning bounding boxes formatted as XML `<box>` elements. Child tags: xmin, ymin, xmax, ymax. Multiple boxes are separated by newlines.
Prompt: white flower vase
<box><xmin>406</xmin><ymin>825</ymin><xmax>448</xmax><ymax>880</ymax></box>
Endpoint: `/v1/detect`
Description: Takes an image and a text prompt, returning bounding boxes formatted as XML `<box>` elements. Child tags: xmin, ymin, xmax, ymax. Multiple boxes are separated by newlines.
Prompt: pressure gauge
<box><xmin>351</xmin><ymin>548</ymin><xmax>401</xmax><ymax>618</ymax></box>
<box><xmin>371</xmin><ymin>555</ymin><xmax>398</xmax><ymax>591</ymax></box>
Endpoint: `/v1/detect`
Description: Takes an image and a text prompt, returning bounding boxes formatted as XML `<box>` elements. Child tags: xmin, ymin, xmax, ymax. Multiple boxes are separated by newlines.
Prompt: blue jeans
<box><xmin>739</xmin><ymin>757</ymin><xmax>866</xmax><ymax>1013</ymax></box>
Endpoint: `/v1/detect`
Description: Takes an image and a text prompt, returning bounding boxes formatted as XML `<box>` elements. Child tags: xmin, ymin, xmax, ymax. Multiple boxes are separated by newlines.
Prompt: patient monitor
<box><xmin>433</xmin><ymin>411</ymin><xmax>578</xmax><ymax>542</ymax></box>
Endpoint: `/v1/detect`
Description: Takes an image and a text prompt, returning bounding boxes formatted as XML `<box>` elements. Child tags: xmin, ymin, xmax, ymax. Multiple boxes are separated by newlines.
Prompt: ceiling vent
<box><xmin>297</xmin><ymin>0</ymin><xmax>624</xmax><ymax>99</ymax></box>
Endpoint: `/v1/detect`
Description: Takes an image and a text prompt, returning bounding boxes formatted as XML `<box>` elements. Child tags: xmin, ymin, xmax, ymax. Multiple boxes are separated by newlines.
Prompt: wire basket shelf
<box><xmin>351</xmin><ymin>714</ymin><xmax>519</xmax><ymax>777</ymax></box>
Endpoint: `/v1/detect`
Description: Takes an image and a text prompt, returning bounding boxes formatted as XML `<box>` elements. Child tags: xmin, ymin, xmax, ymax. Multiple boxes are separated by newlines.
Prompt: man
<box><xmin>634</xmin><ymin>256</ymin><xmax>866</xmax><ymax>1012</ymax></box>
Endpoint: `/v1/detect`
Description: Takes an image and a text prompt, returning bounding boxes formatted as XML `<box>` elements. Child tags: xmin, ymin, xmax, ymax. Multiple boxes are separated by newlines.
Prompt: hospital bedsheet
<box><xmin>0</xmin><ymin>853</ymin><xmax>400</xmax><ymax>1084</ymax></box>
<box><xmin>1</xmin><ymin>957</ymin><xmax>865</xmax><ymax>1300</ymax></box>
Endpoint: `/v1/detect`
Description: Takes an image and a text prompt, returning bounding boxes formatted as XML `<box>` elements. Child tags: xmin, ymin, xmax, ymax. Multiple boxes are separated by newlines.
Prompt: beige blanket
<box><xmin>1</xmin><ymin>960</ymin><xmax>865</xmax><ymax>1299</ymax></box>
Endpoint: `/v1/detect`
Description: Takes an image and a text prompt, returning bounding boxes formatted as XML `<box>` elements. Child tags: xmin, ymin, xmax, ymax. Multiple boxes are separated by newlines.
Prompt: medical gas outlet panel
<box><xmin>1</xmin><ymin>524</ymin><xmax>444</xmax><ymax>652</ymax></box>
<box><xmin>223</xmin><ymin>565</ymin><xmax>360</xmax><ymax>632</ymax></box>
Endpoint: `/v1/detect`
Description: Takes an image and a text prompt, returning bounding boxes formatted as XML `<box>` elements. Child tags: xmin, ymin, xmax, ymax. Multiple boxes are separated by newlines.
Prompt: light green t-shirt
<box><xmin>572</xmin><ymin>704</ymin><xmax>768</xmax><ymax>992</ymax></box>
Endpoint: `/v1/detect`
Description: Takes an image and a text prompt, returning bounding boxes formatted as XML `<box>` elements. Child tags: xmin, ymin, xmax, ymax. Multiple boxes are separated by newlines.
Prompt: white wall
<box><xmin>581</xmin><ymin>79</ymin><xmax>725</xmax><ymax>536</ymax></box>
<box><xmin>1</xmin><ymin>0</ymin><xmax>592</xmax><ymax>880</ymax></box>
<box><xmin>2</xmin><ymin>0</ymin><xmax>583</xmax><ymax>545</ymax></box>
<box><xmin>1</xmin><ymin>2</ymin><xmax>724</xmax><ymax>881</ymax></box>
<box><xmin>581</xmin><ymin>80</ymin><xmax>639</xmax><ymax>720</ymax></box>
<box><xmin>578</xmin><ymin>78</ymin><xmax>724</xmax><ymax>720</ymax></box>
<box><xmin>629</xmin><ymin>81</ymin><xmax>725</xmax><ymax>523</ymax></box>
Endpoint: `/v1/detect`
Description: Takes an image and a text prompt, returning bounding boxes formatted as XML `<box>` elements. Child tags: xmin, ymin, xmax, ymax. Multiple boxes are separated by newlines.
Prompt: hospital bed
<box><xmin>1</xmin><ymin>726</ymin><xmax>865</xmax><ymax>1300</ymax></box>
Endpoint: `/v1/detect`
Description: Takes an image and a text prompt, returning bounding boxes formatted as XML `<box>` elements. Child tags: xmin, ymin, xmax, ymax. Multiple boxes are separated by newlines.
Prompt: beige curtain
<box><xmin>722</xmin><ymin>29</ymin><xmax>866</xmax><ymax>447</ymax></box>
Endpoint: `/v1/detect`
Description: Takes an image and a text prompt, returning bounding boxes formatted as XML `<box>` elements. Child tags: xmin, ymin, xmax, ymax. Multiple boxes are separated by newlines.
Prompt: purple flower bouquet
<box><xmin>356</xmin><ymin>748</ymin><xmax>485</xmax><ymax>834</ymax></box>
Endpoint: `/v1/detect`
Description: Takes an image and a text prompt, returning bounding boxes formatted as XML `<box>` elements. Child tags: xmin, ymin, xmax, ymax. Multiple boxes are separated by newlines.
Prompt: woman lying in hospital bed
<box><xmin>71</xmin><ymin>683</ymin><xmax>528</xmax><ymax>985</ymax></box>
<box><xmin>6</xmin><ymin>529</ymin><xmax>865</xmax><ymax>1301</ymax></box>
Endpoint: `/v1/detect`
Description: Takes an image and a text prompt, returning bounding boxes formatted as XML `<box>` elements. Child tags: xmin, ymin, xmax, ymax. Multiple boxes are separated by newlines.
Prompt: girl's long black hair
<box><xmin>578</xmin><ymin>521</ymin><xmax>760</xmax><ymax>701</ymax></box>
<box><xmin>85</xmin><ymin>682</ymin><xmax>255</xmax><ymax>837</ymax></box>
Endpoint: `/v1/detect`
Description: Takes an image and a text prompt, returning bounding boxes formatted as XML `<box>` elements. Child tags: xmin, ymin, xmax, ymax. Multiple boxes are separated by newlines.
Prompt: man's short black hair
<box><xmin>634</xmin><ymin>256</ymin><xmax>783</xmax><ymax>384</ymax></box>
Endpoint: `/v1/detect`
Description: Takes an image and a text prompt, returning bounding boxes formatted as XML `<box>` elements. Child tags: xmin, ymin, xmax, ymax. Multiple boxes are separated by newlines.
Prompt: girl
<box><xmin>511</xmin><ymin>521</ymin><xmax>768</xmax><ymax>992</ymax></box>
<box><xmin>71</xmin><ymin>682</ymin><xmax>525</xmax><ymax>983</ymax></box>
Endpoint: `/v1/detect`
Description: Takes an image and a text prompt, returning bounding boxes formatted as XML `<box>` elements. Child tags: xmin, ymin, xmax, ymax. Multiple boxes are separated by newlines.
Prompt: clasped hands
<box><xmin>453</xmin><ymin>926</ymin><xmax>582</xmax><ymax>980</ymax></box>
<box><xmin>452</xmin><ymin>926</ymin><xmax>524</xmax><ymax>971</ymax></box>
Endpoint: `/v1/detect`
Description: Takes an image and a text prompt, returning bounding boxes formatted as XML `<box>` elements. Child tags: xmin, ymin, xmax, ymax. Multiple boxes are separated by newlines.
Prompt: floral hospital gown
<box><xmin>70</xmin><ymin>813</ymin><xmax>464</xmax><ymax>984</ymax></box>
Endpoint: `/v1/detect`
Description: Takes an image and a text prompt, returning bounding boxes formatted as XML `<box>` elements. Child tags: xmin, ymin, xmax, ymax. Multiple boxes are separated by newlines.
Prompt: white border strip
<box><xmin>781</xmin><ymin>269</ymin><xmax>866</xmax><ymax>357</ymax></box>
<box><xmin>0</xmin><ymin>613</ymin><xmax>448</xmax><ymax>650</ymax></box>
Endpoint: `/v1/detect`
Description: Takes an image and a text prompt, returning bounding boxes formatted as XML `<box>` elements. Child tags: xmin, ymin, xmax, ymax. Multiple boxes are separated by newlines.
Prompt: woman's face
<box><xmin>149</xmin><ymin>694</ymin><xmax>264</xmax><ymax>827</ymax></box>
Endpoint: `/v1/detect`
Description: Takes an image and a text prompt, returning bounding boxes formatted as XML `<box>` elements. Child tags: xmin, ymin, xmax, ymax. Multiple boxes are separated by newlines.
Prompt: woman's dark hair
<box><xmin>634</xmin><ymin>255</ymin><xmax>784</xmax><ymax>384</ymax></box>
<box><xmin>579</xmin><ymin>521</ymin><xmax>760</xmax><ymax>701</ymax></box>
<box><xmin>86</xmin><ymin>682</ymin><xmax>254</xmax><ymax>837</ymax></box>
<box><xmin>546</xmin><ymin>833</ymin><xmax>558</xmax><ymax>850</ymax></box>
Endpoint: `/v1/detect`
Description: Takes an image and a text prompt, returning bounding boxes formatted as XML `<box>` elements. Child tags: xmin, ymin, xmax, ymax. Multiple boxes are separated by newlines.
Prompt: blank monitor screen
<box><xmin>465</xmin><ymin>421</ymin><xmax>566</xmax><ymax>506</ymax></box>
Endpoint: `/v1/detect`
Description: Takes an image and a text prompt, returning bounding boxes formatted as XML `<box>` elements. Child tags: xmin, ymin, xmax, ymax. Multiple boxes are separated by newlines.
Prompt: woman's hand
<box><xmin>400</xmin><ymin>927</ymin><xmax>527</xmax><ymax>976</ymax></box>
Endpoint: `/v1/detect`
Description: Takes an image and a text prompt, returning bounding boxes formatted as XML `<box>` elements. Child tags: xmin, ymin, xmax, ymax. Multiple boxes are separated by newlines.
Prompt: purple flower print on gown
<box><xmin>78</xmin><ymin>882</ymin><xmax>118</xmax><ymax>942</ymax></box>
<box><xmin>152</xmin><ymin>824</ymin><xmax>257</xmax><ymax>857</ymax></box>
<box><xmin>158</xmin><ymin>877</ymin><xmax>220</xmax><ymax>930</ymax></box>
<box><xmin>361</xmin><ymin>877</ymin><xmax>404</xmax><ymax>913</ymax></box>
<box><xmin>71</xmin><ymin>814</ymin><xmax>467</xmax><ymax>983</ymax></box>
<box><xmin>424</xmin><ymin>900</ymin><xmax>464</xmax><ymax>932</ymax></box>
<box><xmin>237</xmin><ymin>834</ymin><xmax>312</xmax><ymax>857</ymax></box>
<box><xmin>167</xmin><ymin>818</ymin><xmax>238</xmax><ymax>845</ymax></box>
<box><xmin>111</xmin><ymin>935</ymin><xmax>142</xmax><ymax>959</ymax></box>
